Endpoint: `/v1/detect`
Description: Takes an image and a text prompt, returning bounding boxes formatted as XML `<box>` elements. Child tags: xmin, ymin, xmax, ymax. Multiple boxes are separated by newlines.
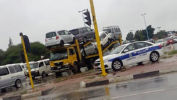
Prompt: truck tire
<box><xmin>71</xmin><ymin>62</ymin><xmax>79</xmax><ymax>73</ymax></box>
<box><xmin>55</xmin><ymin>72</ymin><xmax>61</xmax><ymax>78</ymax></box>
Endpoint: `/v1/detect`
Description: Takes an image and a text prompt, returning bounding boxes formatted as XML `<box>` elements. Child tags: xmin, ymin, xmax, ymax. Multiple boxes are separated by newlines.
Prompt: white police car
<box><xmin>94</xmin><ymin>41</ymin><xmax>163</xmax><ymax>71</ymax></box>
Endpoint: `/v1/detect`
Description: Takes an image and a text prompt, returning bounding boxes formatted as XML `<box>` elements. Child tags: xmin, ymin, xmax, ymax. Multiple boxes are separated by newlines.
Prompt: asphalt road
<box><xmin>37</xmin><ymin>72</ymin><xmax>177</xmax><ymax>100</ymax></box>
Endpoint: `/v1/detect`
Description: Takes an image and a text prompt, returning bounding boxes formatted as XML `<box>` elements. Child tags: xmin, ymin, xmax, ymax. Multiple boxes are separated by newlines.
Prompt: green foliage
<box><xmin>153</xmin><ymin>30</ymin><xmax>168</xmax><ymax>39</ymax></box>
<box><xmin>134</xmin><ymin>25</ymin><xmax>155</xmax><ymax>41</ymax></box>
<box><xmin>168</xmin><ymin>50</ymin><xmax>177</xmax><ymax>55</ymax></box>
<box><xmin>0</xmin><ymin>42</ymin><xmax>49</xmax><ymax>65</ymax></box>
<box><xmin>146</xmin><ymin>25</ymin><xmax>155</xmax><ymax>39</ymax></box>
<box><xmin>134</xmin><ymin>30</ymin><xmax>145</xmax><ymax>41</ymax></box>
<box><xmin>126</xmin><ymin>32</ymin><xmax>134</xmax><ymax>41</ymax></box>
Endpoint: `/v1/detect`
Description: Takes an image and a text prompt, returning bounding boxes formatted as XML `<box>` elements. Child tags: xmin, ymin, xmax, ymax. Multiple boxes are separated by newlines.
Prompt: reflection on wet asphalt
<box><xmin>37</xmin><ymin>72</ymin><xmax>177</xmax><ymax>100</ymax></box>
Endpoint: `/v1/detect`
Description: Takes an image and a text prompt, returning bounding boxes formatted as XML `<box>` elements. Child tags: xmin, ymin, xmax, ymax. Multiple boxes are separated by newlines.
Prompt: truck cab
<box><xmin>50</xmin><ymin>46</ymin><xmax>79</xmax><ymax>73</ymax></box>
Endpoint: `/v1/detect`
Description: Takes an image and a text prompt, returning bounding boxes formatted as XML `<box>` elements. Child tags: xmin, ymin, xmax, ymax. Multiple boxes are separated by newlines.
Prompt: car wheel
<box><xmin>112</xmin><ymin>60</ymin><xmax>122</xmax><ymax>71</ymax></box>
<box><xmin>150</xmin><ymin>52</ymin><xmax>159</xmax><ymax>62</ymax></box>
<box><xmin>60</xmin><ymin>40</ymin><xmax>64</xmax><ymax>46</ymax></box>
<box><xmin>42</xmin><ymin>72</ymin><xmax>47</xmax><ymax>78</ymax></box>
<box><xmin>15</xmin><ymin>79</ymin><xmax>22</xmax><ymax>88</ymax></box>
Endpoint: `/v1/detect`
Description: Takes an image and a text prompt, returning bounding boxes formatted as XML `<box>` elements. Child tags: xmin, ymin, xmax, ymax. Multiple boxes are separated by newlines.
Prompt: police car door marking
<box><xmin>109</xmin><ymin>45</ymin><xmax>161</xmax><ymax>62</ymax></box>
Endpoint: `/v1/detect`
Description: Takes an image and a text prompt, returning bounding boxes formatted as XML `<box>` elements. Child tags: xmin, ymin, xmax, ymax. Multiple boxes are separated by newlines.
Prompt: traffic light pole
<box><xmin>20</xmin><ymin>33</ymin><xmax>34</xmax><ymax>89</ymax></box>
<box><xmin>89</xmin><ymin>0</ymin><xmax>107</xmax><ymax>76</ymax></box>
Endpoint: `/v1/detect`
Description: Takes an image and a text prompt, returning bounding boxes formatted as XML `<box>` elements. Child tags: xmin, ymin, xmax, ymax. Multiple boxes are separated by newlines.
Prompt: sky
<box><xmin>0</xmin><ymin>0</ymin><xmax>177</xmax><ymax>50</ymax></box>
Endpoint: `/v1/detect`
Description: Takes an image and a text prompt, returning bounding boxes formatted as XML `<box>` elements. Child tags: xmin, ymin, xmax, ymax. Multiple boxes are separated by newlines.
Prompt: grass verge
<box><xmin>168</xmin><ymin>50</ymin><xmax>177</xmax><ymax>55</ymax></box>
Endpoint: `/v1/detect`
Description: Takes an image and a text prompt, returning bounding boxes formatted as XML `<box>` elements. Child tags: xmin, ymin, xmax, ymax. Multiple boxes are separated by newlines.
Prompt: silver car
<box><xmin>0</xmin><ymin>64</ymin><xmax>26</xmax><ymax>90</ymax></box>
<box><xmin>45</xmin><ymin>30</ymin><xmax>75</xmax><ymax>47</ymax></box>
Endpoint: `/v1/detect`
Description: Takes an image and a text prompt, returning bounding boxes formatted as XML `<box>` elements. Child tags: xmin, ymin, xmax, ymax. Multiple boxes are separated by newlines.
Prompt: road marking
<box><xmin>112</xmin><ymin>89</ymin><xmax>165</xmax><ymax>99</ymax></box>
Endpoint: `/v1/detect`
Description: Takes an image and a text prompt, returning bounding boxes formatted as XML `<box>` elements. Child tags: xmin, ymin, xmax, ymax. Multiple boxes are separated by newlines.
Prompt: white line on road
<box><xmin>112</xmin><ymin>89</ymin><xmax>165</xmax><ymax>99</ymax></box>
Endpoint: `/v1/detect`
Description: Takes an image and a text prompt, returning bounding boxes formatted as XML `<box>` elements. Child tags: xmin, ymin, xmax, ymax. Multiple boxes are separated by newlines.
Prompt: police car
<box><xmin>94</xmin><ymin>41</ymin><xmax>163</xmax><ymax>71</ymax></box>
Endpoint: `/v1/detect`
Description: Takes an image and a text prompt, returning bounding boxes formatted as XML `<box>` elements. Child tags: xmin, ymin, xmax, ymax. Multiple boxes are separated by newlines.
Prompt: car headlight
<box><xmin>104</xmin><ymin>59</ymin><xmax>109</xmax><ymax>63</ymax></box>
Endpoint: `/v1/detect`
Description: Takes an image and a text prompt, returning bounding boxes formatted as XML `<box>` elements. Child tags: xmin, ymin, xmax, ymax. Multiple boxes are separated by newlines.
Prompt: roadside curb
<box><xmin>1</xmin><ymin>87</ymin><xmax>54</xmax><ymax>100</ymax></box>
<box><xmin>80</xmin><ymin>67</ymin><xmax>177</xmax><ymax>88</ymax></box>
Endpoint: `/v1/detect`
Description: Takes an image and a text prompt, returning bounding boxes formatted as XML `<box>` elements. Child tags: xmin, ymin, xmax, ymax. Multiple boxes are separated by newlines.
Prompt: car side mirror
<box><xmin>123</xmin><ymin>49</ymin><xmax>129</xmax><ymax>53</ymax></box>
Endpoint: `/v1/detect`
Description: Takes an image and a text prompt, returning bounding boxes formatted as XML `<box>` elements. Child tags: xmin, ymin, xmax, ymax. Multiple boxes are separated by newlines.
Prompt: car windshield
<box><xmin>110</xmin><ymin>45</ymin><xmax>125</xmax><ymax>54</ymax></box>
<box><xmin>50</xmin><ymin>50</ymin><xmax>68</xmax><ymax>61</ymax></box>
<box><xmin>25</xmin><ymin>62</ymin><xmax>38</xmax><ymax>69</ymax></box>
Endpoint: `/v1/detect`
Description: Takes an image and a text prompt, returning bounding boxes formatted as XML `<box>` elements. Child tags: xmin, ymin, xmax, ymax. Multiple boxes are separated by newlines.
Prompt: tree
<box><xmin>134</xmin><ymin>30</ymin><xmax>145</xmax><ymax>41</ymax></box>
<box><xmin>146</xmin><ymin>25</ymin><xmax>155</xmax><ymax>39</ymax></box>
<box><xmin>134</xmin><ymin>25</ymin><xmax>155</xmax><ymax>41</ymax></box>
<box><xmin>153</xmin><ymin>30</ymin><xmax>168</xmax><ymax>39</ymax></box>
<box><xmin>0</xmin><ymin>42</ymin><xmax>49</xmax><ymax>65</ymax></box>
<box><xmin>0</xmin><ymin>49</ymin><xmax>4</xmax><ymax>65</ymax></box>
<box><xmin>126</xmin><ymin>32</ymin><xmax>134</xmax><ymax>41</ymax></box>
<box><xmin>8</xmin><ymin>37</ymin><xmax>13</xmax><ymax>48</ymax></box>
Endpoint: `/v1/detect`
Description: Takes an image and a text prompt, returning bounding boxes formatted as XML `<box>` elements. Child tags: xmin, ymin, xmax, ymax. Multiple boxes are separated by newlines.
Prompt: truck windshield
<box><xmin>50</xmin><ymin>50</ymin><xmax>68</xmax><ymax>61</ymax></box>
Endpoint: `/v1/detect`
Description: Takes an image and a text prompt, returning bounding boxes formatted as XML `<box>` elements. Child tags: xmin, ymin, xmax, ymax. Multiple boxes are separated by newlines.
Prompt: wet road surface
<box><xmin>37</xmin><ymin>72</ymin><xmax>177</xmax><ymax>100</ymax></box>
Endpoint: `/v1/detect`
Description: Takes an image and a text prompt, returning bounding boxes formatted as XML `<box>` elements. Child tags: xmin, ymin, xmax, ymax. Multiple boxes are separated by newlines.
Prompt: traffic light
<box><xmin>23</xmin><ymin>35</ymin><xmax>31</xmax><ymax>52</ymax></box>
<box><xmin>83</xmin><ymin>10</ymin><xmax>91</xmax><ymax>27</ymax></box>
<box><xmin>20</xmin><ymin>33</ymin><xmax>31</xmax><ymax>52</ymax></box>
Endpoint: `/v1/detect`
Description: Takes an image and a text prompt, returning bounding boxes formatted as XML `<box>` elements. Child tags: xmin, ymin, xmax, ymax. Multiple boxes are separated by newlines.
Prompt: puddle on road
<box><xmin>57</xmin><ymin>88</ymin><xmax>106</xmax><ymax>100</ymax></box>
<box><xmin>38</xmin><ymin>86</ymin><xmax>111</xmax><ymax>100</ymax></box>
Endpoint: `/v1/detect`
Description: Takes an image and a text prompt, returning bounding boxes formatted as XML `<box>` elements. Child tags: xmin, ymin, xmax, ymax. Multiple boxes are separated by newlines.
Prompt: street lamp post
<box><xmin>141</xmin><ymin>13</ymin><xmax>149</xmax><ymax>40</ymax></box>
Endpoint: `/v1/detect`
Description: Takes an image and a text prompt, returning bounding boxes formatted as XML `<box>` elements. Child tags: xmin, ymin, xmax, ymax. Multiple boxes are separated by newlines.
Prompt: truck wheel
<box><xmin>55</xmin><ymin>72</ymin><xmax>61</xmax><ymax>78</ymax></box>
<box><xmin>15</xmin><ymin>79</ymin><xmax>22</xmax><ymax>88</ymax></box>
<box><xmin>71</xmin><ymin>62</ymin><xmax>79</xmax><ymax>73</ymax></box>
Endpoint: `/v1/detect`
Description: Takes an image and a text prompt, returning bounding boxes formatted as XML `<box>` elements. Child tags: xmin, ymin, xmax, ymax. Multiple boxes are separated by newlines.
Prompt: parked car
<box><xmin>103</xmin><ymin>26</ymin><xmax>121</xmax><ymax>40</ymax></box>
<box><xmin>99</xmin><ymin>31</ymin><xmax>115</xmax><ymax>47</ymax></box>
<box><xmin>155</xmin><ymin>39</ymin><xmax>166</xmax><ymax>47</ymax></box>
<box><xmin>165</xmin><ymin>37</ymin><xmax>174</xmax><ymax>45</ymax></box>
<box><xmin>0</xmin><ymin>64</ymin><xmax>26</xmax><ymax>90</ymax></box>
<box><xmin>81</xmin><ymin>42</ymin><xmax>98</xmax><ymax>56</ymax></box>
<box><xmin>37</xmin><ymin>59</ymin><xmax>51</xmax><ymax>78</ymax></box>
<box><xmin>45</xmin><ymin>30</ymin><xmax>75</xmax><ymax>48</ymax></box>
<box><xmin>69</xmin><ymin>27</ymin><xmax>95</xmax><ymax>42</ymax></box>
<box><xmin>94</xmin><ymin>41</ymin><xmax>163</xmax><ymax>71</ymax></box>
<box><xmin>24</xmin><ymin>59</ymin><xmax>51</xmax><ymax>78</ymax></box>
<box><xmin>172</xmin><ymin>36</ymin><xmax>177</xmax><ymax>43</ymax></box>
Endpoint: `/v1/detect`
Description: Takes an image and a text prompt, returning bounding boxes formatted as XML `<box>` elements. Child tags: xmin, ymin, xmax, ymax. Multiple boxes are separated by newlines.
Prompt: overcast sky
<box><xmin>0</xmin><ymin>0</ymin><xmax>177</xmax><ymax>50</ymax></box>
